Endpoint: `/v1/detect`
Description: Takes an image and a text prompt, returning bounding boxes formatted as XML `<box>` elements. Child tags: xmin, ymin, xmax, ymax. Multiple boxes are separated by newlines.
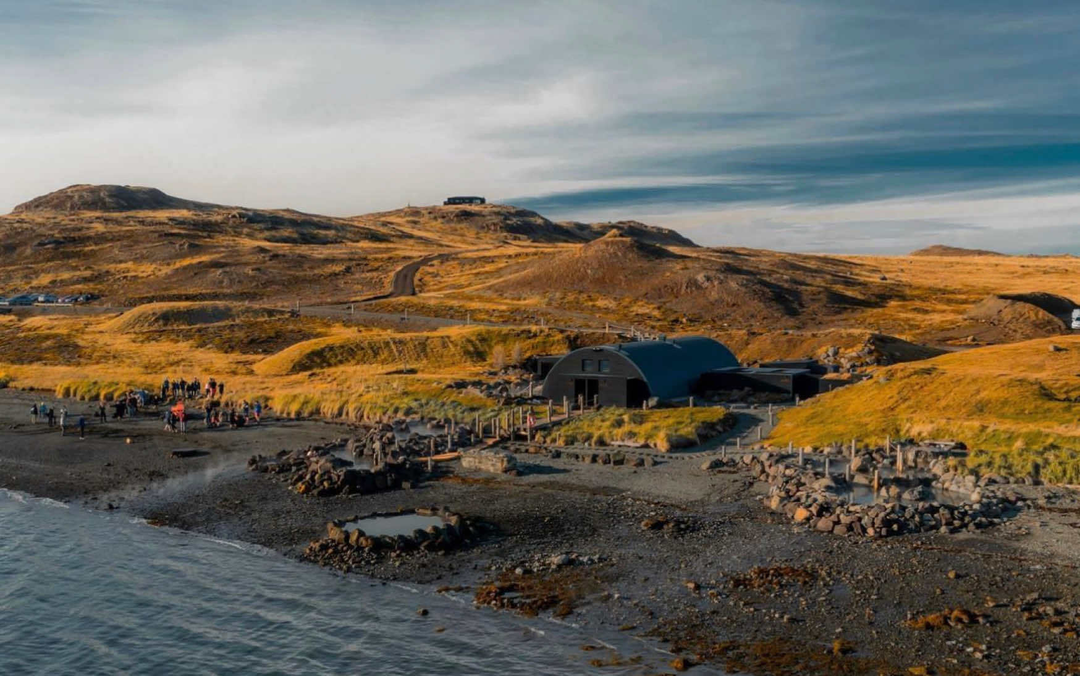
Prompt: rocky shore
<box><xmin>5</xmin><ymin>388</ymin><xmax>1080</xmax><ymax>675</ymax></box>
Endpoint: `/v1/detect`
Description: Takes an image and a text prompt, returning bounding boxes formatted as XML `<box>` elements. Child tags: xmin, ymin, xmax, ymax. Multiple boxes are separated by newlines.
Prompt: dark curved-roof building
<box><xmin>542</xmin><ymin>336</ymin><xmax>739</xmax><ymax>408</ymax></box>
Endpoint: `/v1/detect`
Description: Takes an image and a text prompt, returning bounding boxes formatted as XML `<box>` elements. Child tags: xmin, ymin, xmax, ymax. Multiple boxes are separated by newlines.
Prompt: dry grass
<box><xmin>770</xmin><ymin>336</ymin><xmax>1080</xmax><ymax>481</ymax></box>
<box><xmin>254</xmin><ymin>325</ymin><xmax>594</xmax><ymax>376</ymax></box>
<box><xmin>537</xmin><ymin>407</ymin><xmax>734</xmax><ymax>451</ymax></box>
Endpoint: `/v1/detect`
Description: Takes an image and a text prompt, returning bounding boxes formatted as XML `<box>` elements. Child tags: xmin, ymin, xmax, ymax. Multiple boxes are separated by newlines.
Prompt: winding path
<box><xmin>357</xmin><ymin>253</ymin><xmax>455</xmax><ymax>302</ymax></box>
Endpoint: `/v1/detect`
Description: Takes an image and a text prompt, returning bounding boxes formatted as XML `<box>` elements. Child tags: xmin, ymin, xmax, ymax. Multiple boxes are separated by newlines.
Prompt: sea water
<box><xmin>0</xmin><ymin>490</ymin><xmax>707</xmax><ymax>675</ymax></box>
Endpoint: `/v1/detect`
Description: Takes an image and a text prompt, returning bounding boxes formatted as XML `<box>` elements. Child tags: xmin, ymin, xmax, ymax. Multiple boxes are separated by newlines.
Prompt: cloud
<box><xmin>2</xmin><ymin>0</ymin><xmax>1080</xmax><ymax>253</ymax></box>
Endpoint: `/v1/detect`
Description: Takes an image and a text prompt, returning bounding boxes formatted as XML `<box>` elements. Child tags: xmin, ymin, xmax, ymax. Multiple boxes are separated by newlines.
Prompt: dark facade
<box><xmin>525</xmin><ymin>355</ymin><xmax>562</xmax><ymax>379</ymax></box>
<box><xmin>698</xmin><ymin>367</ymin><xmax>852</xmax><ymax>400</ymax></box>
<box><xmin>698</xmin><ymin>367</ymin><xmax>821</xmax><ymax>400</ymax></box>
<box><xmin>542</xmin><ymin>336</ymin><xmax>740</xmax><ymax>408</ymax></box>
<box><xmin>443</xmin><ymin>196</ymin><xmax>486</xmax><ymax>205</ymax></box>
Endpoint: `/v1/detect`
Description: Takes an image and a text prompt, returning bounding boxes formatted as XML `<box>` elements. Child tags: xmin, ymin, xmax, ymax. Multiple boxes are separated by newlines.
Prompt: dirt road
<box><xmin>357</xmin><ymin>252</ymin><xmax>455</xmax><ymax>302</ymax></box>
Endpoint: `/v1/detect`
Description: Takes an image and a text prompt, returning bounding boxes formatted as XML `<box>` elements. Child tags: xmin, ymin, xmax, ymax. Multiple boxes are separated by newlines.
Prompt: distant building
<box><xmin>443</xmin><ymin>196</ymin><xmax>486</xmax><ymax>205</ymax></box>
<box><xmin>543</xmin><ymin>336</ymin><xmax>740</xmax><ymax>408</ymax></box>
<box><xmin>542</xmin><ymin>336</ymin><xmax>851</xmax><ymax>407</ymax></box>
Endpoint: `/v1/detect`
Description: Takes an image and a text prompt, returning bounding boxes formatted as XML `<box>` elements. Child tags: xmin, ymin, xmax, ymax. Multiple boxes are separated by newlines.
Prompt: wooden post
<box><xmin>563</xmin><ymin>396</ymin><xmax>569</xmax><ymax>419</ymax></box>
<box><xmin>873</xmin><ymin>469</ymin><xmax>880</xmax><ymax>495</ymax></box>
<box><xmin>721</xmin><ymin>445</ymin><xmax>727</xmax><ymax>459</ymax></box>
<box><xmin>689</xmin><ymin>396</ymin><xmax>694</xmax><ymax>408</ymax></box>
<box><xmin>850</xmin><ymin>438</ymin><xmax>856</xmax><ymax>460</ymax></box>
<box><xmin>528</xmin><ymin>382</ymin><xmax>534</xmax><ymax>398</ymax></box>
<box><xmin>547</xmin><ymin>400</ymin><xmax>553</xmax><ymax>422</ymax></box>
<box><xmin>429</xmin><ymin>437</ymin><xmax>436</xmax><ymax>455</ymax></box>
<box><xmin>885</xmin><ymin>435</ymin><xmax>891</xmax><ymax>453</ymax></box>
<box><xmin>825</xmin><ymin>457</ymin><xmax>831</xmax><ymax>477</ymax></box>
<box><xmin>447</xmin><ymin>429</ymin><xmax>452</xmax><ymax>450</ymax></box>
<box><xmin>897</xmin><ymin>447</ymin><xmax>904</xmax><ymax>476</ymax></box>
<box><xmin>757</xmin><ymin>426</ymin><xmax>763</xmax><ymax>440</ymax></box>
<box><xmin>736</xmin><ymin>437</ymin><xmax>741</xmax><ymax>450</ymax></box>
<box><xmin>798</xmin><ymin>448</ymin><xmax>804</xmax><ymax>467</ymax></box>
<box><xmin>845</xmin><ymin>462</ymin><xmax>851</xmax><ymax>483</ymax></box>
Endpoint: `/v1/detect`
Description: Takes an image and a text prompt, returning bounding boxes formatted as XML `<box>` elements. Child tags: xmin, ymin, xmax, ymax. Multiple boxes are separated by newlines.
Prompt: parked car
<box><xmin>1071</xmin><ymin>308</ymin><xmax>1080</xmax><ymax>330</ymax></box>
<box><xmin>7</xmin><ymin>295</ymin><xmax>35</xmax><ymax>306</ymax></box>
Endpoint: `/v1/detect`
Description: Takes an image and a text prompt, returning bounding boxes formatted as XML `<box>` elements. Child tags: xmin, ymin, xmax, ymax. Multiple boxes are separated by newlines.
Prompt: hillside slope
<box><xmin>769</xmin><ymin>336</ymin><xmax>1080</xmax><ymax>478</ymax></box>
<box><xmin>482</xmin><ymin>235</ymin><xmax>897</xmax><ymax>329</ymax></box>
<box><xmin>909</xmin><ymin>244</ymin><xmax>1004</xmax><ymax>257</ymax></box>
<box><xmin>11</xmin><ymin>184</ymin><xmax>221</xmax><ymax>214</ymax></box>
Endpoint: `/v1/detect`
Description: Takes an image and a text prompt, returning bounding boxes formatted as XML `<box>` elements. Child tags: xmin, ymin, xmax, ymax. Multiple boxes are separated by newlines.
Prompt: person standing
<box><xmin>59</xmin><ymin>406</ymin><xmax>67</xmax><ymax>436</ymax></box>
<box><xmin>97</xmin><ymin>400</ymin><xmax>107</xmax><ymax>424</ymax></box>
<box><xmin>253</xmin><ymin>401</ymin><xmax>262</xmax><ymax>425</ymax></box>
<box><xmin>78</xmin><ymin>415</ymin><xmax>87</xmax><ymax>440</ymax></box>
<box><xmin>47</xmin><ymin>406</ymin><xmax>55</xmax><ymax>428</ymax></box>
<box><xmin>30</xmin><ymin>403</ymin><xmax>37</xmax><ymax>425</ymax></box>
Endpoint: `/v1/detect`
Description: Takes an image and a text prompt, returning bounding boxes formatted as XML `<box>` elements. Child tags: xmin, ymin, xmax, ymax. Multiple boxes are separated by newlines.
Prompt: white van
<box><xmin>1072</xmin><ymin>308</ymin><xmax>1080</xmax><ymax>330</ymax></box>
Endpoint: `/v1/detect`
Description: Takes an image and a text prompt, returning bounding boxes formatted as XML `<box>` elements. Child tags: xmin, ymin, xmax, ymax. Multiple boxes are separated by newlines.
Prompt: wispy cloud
<box><xmin>2</xmin><ymin>0</ymin><xmax>1080</xmax><ymax>253</ymax></box>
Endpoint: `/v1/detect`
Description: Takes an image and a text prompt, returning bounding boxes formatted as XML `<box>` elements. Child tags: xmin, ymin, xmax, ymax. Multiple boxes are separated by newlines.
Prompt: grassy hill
<box><xmin>770</xmin><ymin>336</ymin><xmax>1080</xmax><ymax>481</ymax></box>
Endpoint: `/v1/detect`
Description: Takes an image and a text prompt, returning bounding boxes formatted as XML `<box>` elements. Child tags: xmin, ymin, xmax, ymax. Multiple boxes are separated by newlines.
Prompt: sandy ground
<box><xmin>4</xmin><ymin>387</ymin><xmax>1080</xmax><ymax>675</ymax></box>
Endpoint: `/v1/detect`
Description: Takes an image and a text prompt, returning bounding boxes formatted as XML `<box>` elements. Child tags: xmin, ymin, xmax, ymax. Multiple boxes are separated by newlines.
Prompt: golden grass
<box><xmin>254</xmin><ymin>325</ymin><xmax>587</xmax><ymax>376</ymax></box>
<box><xmin>770</xmin><ymin>336</ymin><xmax>1080</xmax><ymax>481</ymax></box>
<box><xmin>101</xmin><ymin>301</ymin><xmax>283</xmax><ymax>333</ymax></box>
<box><xmin>841</xmin><ymin>253</ymin><xmax>1080</xmax><ymax>337</ymax></box>
<box><xmin>268</xmin><ymin>379</ymin><xmax>493</xmax><ymax>421</ymax></box>
<box><xmin>536</xmin><ymin>407</ymin><xmax>734</xmax><ymax>451</ymax></box>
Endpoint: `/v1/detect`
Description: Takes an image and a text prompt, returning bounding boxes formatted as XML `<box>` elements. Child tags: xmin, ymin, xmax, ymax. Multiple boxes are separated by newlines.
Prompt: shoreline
<box><xmin>5</xmin><ymin>388</ymin><xmax>1080</xmax><ymax>674</ymax></box>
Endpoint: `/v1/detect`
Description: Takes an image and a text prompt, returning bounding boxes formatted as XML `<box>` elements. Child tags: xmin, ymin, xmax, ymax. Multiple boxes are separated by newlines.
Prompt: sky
<box><xmin>3</xmin><ymin>0</ymin><xmax>1080</xmax><ymax>253</ymax></box>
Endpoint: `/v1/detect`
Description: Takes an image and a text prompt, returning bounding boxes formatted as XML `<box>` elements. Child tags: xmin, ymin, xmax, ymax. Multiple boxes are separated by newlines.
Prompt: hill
<box><xmin>11</xmin><ymin>184</ymin><xmax>221</xmax><ymax>214</ymax></box>
<box><xmin>556</xmin><ymin>220</ymin><xmax>697</xmax><ymax>247</ymax></box>
<box><xmin>352</xmin><ymin>204</ymin><xmax>587</xmax><ymax>244</ymax></box>
<box><xmin>479</xmin><ymin>237</ymin><xmax>897</xmax><ymax>329</ymax></box>
<box><xmin>769</xmin><ymin>336</ymin><xmax>1080</xmax><ymax>480</ymax></box>
<box><xmin>351</xmin><ymin>204</ymin><xmax>698</xmax><ymax>247</ymax></box>
<box><xmin>909</xmin><ymin>244</ymin><xmax>1005</xmax><ymax>257</ymax></box>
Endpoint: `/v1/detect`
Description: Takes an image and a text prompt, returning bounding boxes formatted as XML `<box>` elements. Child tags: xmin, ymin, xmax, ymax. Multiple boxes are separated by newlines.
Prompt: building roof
<box><xmin>598</xmin><ymin>336</ymin><xmax>739</xmax><ymax>400</ymax></box>
<box><xmin>712</xmin><ymin>366</ymin><xmax>813</xmax><ymax>376</ymax></box>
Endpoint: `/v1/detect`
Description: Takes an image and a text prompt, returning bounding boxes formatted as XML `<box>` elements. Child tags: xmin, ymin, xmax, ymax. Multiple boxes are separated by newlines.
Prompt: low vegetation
<box><xmin>254</xmin><ymin>325</ymin><xmax>597</xmax><ymax>376</ymax></box>
<box><xmin>770</xmin><ymin>336</ymin><xmax>1080</xmax><ymax>482</ymax></box>
<box><xmin>537</xmin><ymin>407</ymin><xmax>735</xmax><ymax>451</ymax></box>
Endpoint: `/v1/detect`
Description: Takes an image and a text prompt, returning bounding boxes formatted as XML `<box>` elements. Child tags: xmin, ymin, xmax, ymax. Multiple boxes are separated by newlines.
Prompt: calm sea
<box><xmin>0</xmin><ymin>490</ymin><xmax>698</xmax><ymax>675</ymax></box>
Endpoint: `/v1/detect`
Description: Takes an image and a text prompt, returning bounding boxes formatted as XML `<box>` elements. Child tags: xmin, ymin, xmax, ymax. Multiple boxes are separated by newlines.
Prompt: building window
<box><xmin>598</xmin><ymin>359</ymin><xmax>610</xmax><ymax>373</ymax></box>
<box><xmin>582</xmin><ymin>359</ymin><xmax>596</xmax><ymax>372</ymax></box>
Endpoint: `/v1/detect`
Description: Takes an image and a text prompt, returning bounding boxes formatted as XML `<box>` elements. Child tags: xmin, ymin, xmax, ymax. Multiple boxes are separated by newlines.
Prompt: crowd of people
<box><xmin>30</xmin><ymin>374</ymin><xmax>265</xmax><ymax>440</ymax></box>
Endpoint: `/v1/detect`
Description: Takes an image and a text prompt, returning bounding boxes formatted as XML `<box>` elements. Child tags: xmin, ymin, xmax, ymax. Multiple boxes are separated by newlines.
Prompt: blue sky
<box><xmin>3</xmin><ymin>0</ymin><xmax>1080</xmax><ymax>253</ymax></box>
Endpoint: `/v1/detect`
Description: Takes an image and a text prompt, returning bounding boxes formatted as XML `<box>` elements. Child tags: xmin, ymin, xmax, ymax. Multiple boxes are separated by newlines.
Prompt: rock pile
<box><xmin>444</xmin><ymin>377</ymin><xmax>534</xmax><ymax>405</ymax></box>
<box><xmin>518</xmin><ymin>445</ymin><xmax>654</xmax><ymax>468</ymax></box>
<box><xmin>247</xmin><ymin>443</ymin><xmax>422</xmax><ymax>497</ymax></box>
<box><xmin>303</xmin><ymin>508</ymin><xmax>488</xmax><ymax>571</ymax></box>
<box><xmin>344</xmin><ymin>420</ymin><xmax>473</xmax><ymax>459</ymax></box>
<box><xmin>716</xmin><ymin>450</ymin><xmax>1026</xmax><ymax>538</ymax></box>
